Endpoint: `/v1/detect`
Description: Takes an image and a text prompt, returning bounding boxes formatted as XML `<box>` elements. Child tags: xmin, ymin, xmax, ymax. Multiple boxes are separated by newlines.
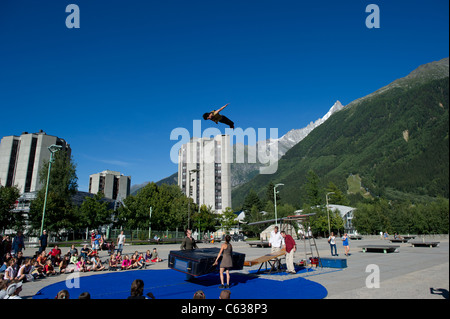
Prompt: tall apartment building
<box><xmin>89</xmin><ymin>170</ymin><xmax>131</xmax><ymax>201</ymax></box>
<box><xmin>0</xmin><ymin>130</ymin><xmax>71</xmax><ymax>194</ymax></box>
<box><xmin>178</xmin><ymin>135</ymin><xmax>232</xmax><ymax>214</ymax></box>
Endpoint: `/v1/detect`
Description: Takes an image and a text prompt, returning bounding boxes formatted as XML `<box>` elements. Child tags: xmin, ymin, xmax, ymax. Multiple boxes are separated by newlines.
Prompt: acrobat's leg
<box><xmin>219</xmin><ymin>115</ymin><xmax>234</xmax><ymax>129</ymax></box>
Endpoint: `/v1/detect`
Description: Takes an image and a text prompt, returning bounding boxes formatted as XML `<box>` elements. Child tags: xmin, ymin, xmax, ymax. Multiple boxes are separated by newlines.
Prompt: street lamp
<box><xmin>40</xmin><ymin>144</ymin><xmax>63</xmax><ymax>236</ymax></box>
<box><xmin>187</xmin><ymin>169</ymin><xmax>199</xmax><ymax>229</ymax></box>
<box><xmin>273</xmin><ymin>183</ymin><xmax>284</xmax><ymax>227</ymax></box>
<box><xmin>326</xmin><ymin>192</ymin><xmax>335</xmax><ymax>236</ymax></box>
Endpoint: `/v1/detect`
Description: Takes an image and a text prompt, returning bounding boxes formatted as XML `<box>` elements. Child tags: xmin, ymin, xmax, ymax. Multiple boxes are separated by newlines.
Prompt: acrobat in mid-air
<box><xmin>203</xmin><ymin>103</ymin><xmax>235</xmax><ymax>129</ymax></box>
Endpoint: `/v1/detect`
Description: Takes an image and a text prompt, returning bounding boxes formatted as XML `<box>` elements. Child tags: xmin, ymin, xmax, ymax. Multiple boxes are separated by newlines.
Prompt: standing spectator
<box><xmin>328</xmin><ymin>232</ymin><xmax>338</xmax><ymax>256</ymax></box>
<box><xmin>281</xmin><ymin>231</ymin><xmax>296</xmax><ymax>274</ymax></box>
<box><xmin>93</xmin><ymin>231</ymin><xmax>102</xmax><ymax>251</ymax></box>
<box><xmin>91</xmin><ymin>231</ymin><xmax>95</xmax><ymax>247</ymax></box>
<box><xmin>38</xmin><ymin>230</ymin><xmax>48</xmax><ymax>254</ymax></box>
<box><xmin>117</xmin><ymin>231</ymin><xmax>126</xmax><ymax>253</ymax></box>
<box><xmin>2</xmin><ymin>235</ymin><xmax>12</xmax><ymax>257</ymax></box>
<box><xmin>342</xmin><ymin>233</ymin><xmax>350</xmax><ymax>257</ymax></box>
<box><xmin>12</xmin><ymin>231</ymin><xmax>25</xmax><ymax>256</ymax></box>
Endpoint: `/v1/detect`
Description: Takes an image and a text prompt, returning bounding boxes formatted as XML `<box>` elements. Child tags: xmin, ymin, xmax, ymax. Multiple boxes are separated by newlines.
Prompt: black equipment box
<box><xmin>168</xmin><ymin>248</ymin><xmax>245</xmax><ymax>277</ymax></box>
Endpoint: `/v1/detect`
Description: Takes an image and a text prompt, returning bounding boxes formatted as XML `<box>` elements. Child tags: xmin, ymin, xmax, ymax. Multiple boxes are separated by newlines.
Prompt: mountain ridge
<box><xmin>231</xmin><ymin>57</ymin><xmax>449</xmax><ymax>209</ymax></box>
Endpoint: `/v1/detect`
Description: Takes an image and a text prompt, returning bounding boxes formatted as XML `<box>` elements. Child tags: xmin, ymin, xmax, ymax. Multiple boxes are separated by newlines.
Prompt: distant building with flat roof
<box><xmin>89</xmin><ymin>170</ymin><xmax>131</xmax><ymax>201</ymax></box>
<box><xmin>178</xmin><ymin>135</ymin><xmax>232</xmax><ymax>214</ymax></box>
<box><xmin>0</xmin><ymin>130</ymin><xmax>71</xmax><ymax>194</ymax></box>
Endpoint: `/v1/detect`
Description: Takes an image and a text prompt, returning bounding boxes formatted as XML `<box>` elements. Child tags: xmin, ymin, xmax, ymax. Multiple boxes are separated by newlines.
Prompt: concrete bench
<box><xmin>360</xmin><ymin>245</ymin><xmax>400</xmax><ymax>253</ymax></box>
<box><xmin>247</xmin><ymin>241</ymin><xmax>270</xmax><ymax>248</ymax></box>
<box><xmin>410</xmin><ymin>241</ymin><xmax>440</xmax><ymax>248</ymax></box>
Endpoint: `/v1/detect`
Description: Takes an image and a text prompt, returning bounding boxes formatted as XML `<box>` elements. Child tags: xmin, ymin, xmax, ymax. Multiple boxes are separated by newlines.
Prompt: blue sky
<box><xmin>0</xmin><ymin>0</ymin><xmax>448</xmax><ymax>191</ymax></box>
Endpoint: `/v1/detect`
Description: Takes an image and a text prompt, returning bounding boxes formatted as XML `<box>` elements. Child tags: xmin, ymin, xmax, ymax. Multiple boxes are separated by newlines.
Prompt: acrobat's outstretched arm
<box><xmin>214</xmin><ymin>103</ymin><xmax>229</xmax><ymax>115</ymax></box>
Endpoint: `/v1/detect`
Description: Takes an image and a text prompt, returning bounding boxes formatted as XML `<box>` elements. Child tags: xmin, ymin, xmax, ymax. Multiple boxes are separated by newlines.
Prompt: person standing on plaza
<box><xmin>117</xmin><ymin>230</ymin><xmax>126</xmax><ymax>253</ymax></box>
<box><xmin>180</xmin><ymin>229</ymin><xmax>197</xmax><ymax>250</ymax></box>
<box><xmin>328</xmin><ymin>232</ymin><xmax>338</xmax><ymax>256</ymax></box>
<box><xmin>281</xmin><ymin>231</ymin><xmax>296</xmax><ymax>274</ymax></box>
<box><xmin>12</xmin><ymin>231</ymin><xmax>25</xmax><ymax>256</ymax></box>
<box><xmin>93</xmin><ymin>231</ymin><xmax>102</xmax><ymax>251</ymax></box>
<box><xmin>342</xmin><ymin>233</ymin><xmax>350</xmax><ymax>256</ymax></box>
<box><xmin>38</xmin><ymin>230</ymin><xmax>48</xmax><ymax>254</ymax></box>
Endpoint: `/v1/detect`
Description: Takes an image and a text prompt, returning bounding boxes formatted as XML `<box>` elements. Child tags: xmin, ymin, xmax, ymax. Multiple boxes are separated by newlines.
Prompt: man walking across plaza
<box><xmin>281</xmin><ymin>231</ymin><xmax>296</xmax><ymax>274</ymax></box>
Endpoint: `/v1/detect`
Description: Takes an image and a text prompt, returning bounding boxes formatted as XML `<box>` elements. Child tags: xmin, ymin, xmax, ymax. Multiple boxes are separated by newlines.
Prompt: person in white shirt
<box><xmin>117</xmin><ymin>231</ymin><xmax>126</xmax><ymax>253</ymax></box>
<box><xmin>269</xmin><ymin>226</ymin><xmax>284</xmax><ymax>253</ymax></box>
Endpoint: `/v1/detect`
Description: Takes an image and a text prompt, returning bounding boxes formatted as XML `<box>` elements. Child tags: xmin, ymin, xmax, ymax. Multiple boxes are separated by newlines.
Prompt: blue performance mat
<box><xmin>33</xmin><ymin>268</ymin><xmax>328</xmax><ymax>299</ymax></box>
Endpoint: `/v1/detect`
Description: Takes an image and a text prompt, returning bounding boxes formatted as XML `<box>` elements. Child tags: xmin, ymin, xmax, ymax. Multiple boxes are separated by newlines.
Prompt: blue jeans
<box><xmin>330</xmin><ymin>244</ymin><xmax>337</xmax><ymax>256</ymax></box>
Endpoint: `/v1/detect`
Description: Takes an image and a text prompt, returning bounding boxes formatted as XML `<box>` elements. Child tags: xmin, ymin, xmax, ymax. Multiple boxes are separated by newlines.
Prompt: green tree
<box><xmin>192</xmin><ymin>204</ymin><xmax>217</xmax><ymax>233</ymax></box>
<box><xmin>242</xmin><ymin>190</ymin><xmax>264</xmax><ymax>213</ymax></box>
<box><xmin>79</xmin><ymin>192</ymin><xmax>113</xmax><ymax>230</ymax></box>
<box><xmin>218</xmin><ymin>207</ymin><xmax>237</xmax><ymax>233</ymax></box>
<box><xmin>0</xmin><ymin>185</ymin><xmax>21</xmax><ymax>231</ymax></box>
<box><xmin>304</xmin><ymin>170</ymin><xmax>322</xmax><ymax>207</ymax></box>
<box><xmin>28</xmin><ymin>150</ymin><xmax>78</xmax><ymax>234</ymax></box>
<box><xmin>242</xmin><ymin>205</ymin><xmax>266</xmax><ymax>237</ymax></box>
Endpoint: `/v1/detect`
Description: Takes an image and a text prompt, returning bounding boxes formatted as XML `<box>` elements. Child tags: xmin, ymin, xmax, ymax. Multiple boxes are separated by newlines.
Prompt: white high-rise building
<box><xmin>0</xmin><ymin>131</ymin><xmax>71</xmax><ymax>194</ymax></box>
<box><xmin>89</xmin><ymin>170</ymin><xmax>131</xmax><ymax>201</ymax></box>
<box><xmin>178</xmin><ymin>135</ymin><xmax>232</xmax><ymax>214</ymax></box>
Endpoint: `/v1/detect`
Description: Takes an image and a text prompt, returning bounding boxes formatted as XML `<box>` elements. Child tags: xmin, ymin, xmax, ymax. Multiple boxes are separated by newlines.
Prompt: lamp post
<box><xmin>40</xmin><ymin>144</ymin><xmax>63</xmax><ymax>236</ymax></box>
<box><xmin>187</xmin><ymin>169</ymin><xmax>199</xmax><ymax>229</ymax></box>
<box><xmin>326</xmin><ymin>192</ymin><xmax>335</xmax><ymax>236</ymax></box>
<box><xmin>148</xmin><ymin>206</ymin><xmax>152</xmax><ymax>239</ymax></box>
<box><xmin>273</xmin><ymin>183</ymin><xmax>284</xmax><ymax>227</ymax></box>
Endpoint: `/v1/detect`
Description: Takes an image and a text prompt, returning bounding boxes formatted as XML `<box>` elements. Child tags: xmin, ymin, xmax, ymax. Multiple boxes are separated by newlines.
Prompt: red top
<box><xmin>284</xmin><ymin>234</ymin><xmax>296</xmax><ymax>253</ymax></box>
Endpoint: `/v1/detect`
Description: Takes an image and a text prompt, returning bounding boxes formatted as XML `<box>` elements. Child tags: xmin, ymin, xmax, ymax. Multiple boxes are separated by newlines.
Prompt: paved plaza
<box><xmin>18</xmin><ymin>235</ymin><xmax>449</xmax><ymax>299</ymax></box>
